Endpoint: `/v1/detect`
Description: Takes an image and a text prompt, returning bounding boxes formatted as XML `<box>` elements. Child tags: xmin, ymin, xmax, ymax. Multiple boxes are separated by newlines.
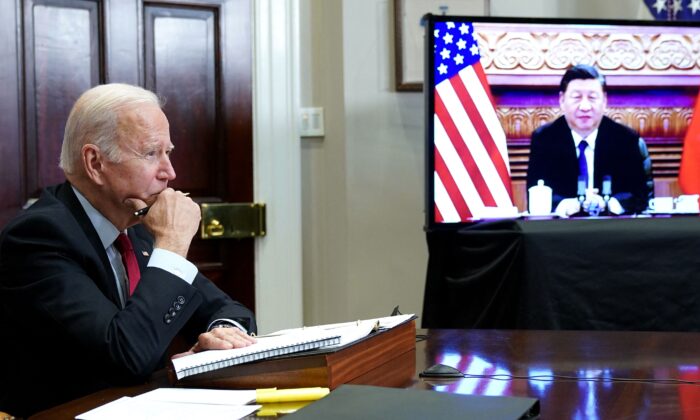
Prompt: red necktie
<box><xmin>114</xmin><ymin>233</ymin><xmax>141</xmax><ymax>296</ymax></box>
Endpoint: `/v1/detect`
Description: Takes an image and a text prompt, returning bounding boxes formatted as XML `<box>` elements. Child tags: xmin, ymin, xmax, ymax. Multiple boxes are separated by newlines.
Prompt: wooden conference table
<box><xmin>31</xmin><ymin>328</ymin><xmax>700</xmax><ymax>419</ymax></box>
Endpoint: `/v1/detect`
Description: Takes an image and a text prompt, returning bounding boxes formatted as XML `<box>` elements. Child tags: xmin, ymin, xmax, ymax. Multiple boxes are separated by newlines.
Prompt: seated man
<box><xmin>0</xmin><ymin>84</ymin><xmax>257</xmax><ymax>416</ymax></box>
<box><xmin>526</xmin><ymin>64</ymin><xmax>648</xmax><ymax>216</ymax></box>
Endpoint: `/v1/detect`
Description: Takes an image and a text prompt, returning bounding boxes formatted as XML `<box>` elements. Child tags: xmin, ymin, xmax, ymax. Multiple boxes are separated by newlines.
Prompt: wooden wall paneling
<box><xmin>219</xmin><ymin>0</ymin><xmax>254</xmax><ymax>311</ymax></box>
<box><xmin>0</xmin><ymin>1</ymin><xmax>22</xmax><ymax>226</ymax></box>
<box><xmin>144</xmin><ymin>5</ymin><xmax>217</xmax><ymax>196</ymax></box>
<box><xmin>22</xmin><ymin>0</ymin><xmax>102</xmax><ymax>197</ymax></box>
<box><xmin>103</xmin><ymin>0</ymin><xmax>141</xmax><ymax>85</ymax></box>
<box><xmin>143</xmin><ymin>0</ymin><xmax>255</xmax><ymax>310</ymax></box>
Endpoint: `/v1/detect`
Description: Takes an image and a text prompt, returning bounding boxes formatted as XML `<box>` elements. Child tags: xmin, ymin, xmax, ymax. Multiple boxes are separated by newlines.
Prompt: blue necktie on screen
<box><xmin>578</xmin><ymin>140</ymin><xmax>589</xmax><ymax>187</ymax></box>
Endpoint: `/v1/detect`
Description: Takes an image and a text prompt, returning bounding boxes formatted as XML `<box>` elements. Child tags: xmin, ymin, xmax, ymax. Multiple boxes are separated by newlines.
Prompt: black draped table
<box><xmin>422</xmin><ymin>216</ymin><xmax>700</xmax><ymax>331</ymax></box>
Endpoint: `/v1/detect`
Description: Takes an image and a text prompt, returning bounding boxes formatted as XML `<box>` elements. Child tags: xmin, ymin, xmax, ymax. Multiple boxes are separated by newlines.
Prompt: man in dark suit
<box><xmin>0</xmin><ymin>84</ymin><xmax>257</xmax><ymax>416</ymax></box>
<box><xmin>526</xmin><ymin>65</ymin><xmax>648</xmax><ymax>216</ymax></box>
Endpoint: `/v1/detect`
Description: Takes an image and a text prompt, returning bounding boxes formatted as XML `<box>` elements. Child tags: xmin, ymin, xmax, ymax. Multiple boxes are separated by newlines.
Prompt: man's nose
<box><xmin>578</xmin><ymin>97</ymin><xmax>592</xmax><ymax>111</ymax></box>
<box><xmin>158</xmin><ymin>156</ymin><xmax>176</xmax><ymax>181</ymax></box>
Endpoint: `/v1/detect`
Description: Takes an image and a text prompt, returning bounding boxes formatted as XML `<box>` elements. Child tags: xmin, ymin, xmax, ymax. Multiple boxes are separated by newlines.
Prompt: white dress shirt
<box><xmin>72</xmin><ymin>187</ymin><xmax>197</xmax><ymax>307</ymax></box>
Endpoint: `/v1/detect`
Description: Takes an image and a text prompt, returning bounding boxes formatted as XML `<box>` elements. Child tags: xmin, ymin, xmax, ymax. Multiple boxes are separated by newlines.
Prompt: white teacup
<box><xmin>675</xmin><ymin>194</ymin><xmax>700</xmax><ymax>213</ymax></box>
<box><xmin>648</xmin><ymin>196</ymin><xmax>674</xmax><ymax>213</ymax></box>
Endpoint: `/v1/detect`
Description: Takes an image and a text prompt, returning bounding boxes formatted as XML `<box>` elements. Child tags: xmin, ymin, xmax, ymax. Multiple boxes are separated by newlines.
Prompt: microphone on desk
<box><xmin>577</xmin><ymin>175</ymin><xmax>587</xmax><ymax>211</ymax></box>
<box><xmin>601</xmin><ymin>175</ymin><xmax>612</xmax><ymax>215</ymax></box>
<box><xmin>570</xmin><ymin>176</ymin><xmax>589</xmax><ymax>217</ymax></box>
<box><xmin>577</xmin><ymin>176</ymin><xmax>586</xmax><ymax>204</ymax></box>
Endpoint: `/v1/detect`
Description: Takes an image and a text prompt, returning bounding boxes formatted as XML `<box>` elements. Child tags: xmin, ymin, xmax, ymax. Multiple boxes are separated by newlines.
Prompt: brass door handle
<box><xmin>205</xmin><ymin>218</ymin><xmax>225</xmax><ymax>237</ymax></box>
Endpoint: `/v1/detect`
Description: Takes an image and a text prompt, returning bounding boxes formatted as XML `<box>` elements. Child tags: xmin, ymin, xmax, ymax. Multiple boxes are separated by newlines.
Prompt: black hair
<box><xmin>559</xmin><ymin>64</ymin><xmax>606</xmax><ymax>93</ymax></box>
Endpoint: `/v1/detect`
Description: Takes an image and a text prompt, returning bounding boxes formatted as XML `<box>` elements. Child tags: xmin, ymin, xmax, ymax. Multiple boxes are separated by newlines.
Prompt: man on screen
<box><xmin>526</xmin><ymin>64</ymin><xmax>648</xmax><ymax>216</ymax></box>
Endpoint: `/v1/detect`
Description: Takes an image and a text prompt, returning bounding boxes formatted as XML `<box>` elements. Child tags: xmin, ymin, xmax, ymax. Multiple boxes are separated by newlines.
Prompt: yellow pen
<box><xmin>255</xmin><ymin>387</ymin><xmax>330</xmax><ymax>403</ymax></box>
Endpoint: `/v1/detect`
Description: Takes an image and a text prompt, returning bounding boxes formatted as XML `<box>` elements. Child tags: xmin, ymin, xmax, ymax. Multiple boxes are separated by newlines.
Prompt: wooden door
<box><xmin>0</xmin><ymin>0</ymin><xmax>255</xmax><ymax>311</ymax></box>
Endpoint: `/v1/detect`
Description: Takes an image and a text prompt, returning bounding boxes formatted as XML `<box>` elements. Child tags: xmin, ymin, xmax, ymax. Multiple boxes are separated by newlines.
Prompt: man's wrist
<box><xmin>207</xmin><ymin>318</ymin><xmax>248</xmax><ymax>333</ymax></box>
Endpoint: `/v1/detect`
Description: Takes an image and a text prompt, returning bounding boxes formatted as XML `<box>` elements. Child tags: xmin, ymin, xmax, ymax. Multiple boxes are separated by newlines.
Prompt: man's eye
<box><xmin>144</xmin><ymin>151</ymin><xmax>157</xmax><ymax>158</ymax></box>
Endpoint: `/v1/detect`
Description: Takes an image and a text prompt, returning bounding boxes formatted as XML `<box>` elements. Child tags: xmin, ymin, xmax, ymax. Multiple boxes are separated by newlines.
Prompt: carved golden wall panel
<box><xmin>474</xmin><ymin>23</ymin><xmax>700</xmax><ymax>78</ymax></box>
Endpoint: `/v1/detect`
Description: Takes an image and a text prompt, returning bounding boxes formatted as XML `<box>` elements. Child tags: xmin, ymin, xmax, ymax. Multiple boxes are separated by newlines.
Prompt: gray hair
<box><xmin>59</xmin><ymin>83</ymin><xmax>163</xmax><ymax>174</ymax></box>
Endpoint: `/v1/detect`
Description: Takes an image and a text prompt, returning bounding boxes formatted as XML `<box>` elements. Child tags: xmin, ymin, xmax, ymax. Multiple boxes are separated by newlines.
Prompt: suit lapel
<box><xmin>593</xmin><ymin>117</ymin><xmax>612</xmax><ymax>188</ymax></box>
<box><xmin>554</xmin><ymin>117</ymin><xmax>579</xmax><ymax>185</ymax></box>
<box><xmin>54</xmin><ymin>182</ymin><xmax>123</xmax><ymax>305</ymax></box>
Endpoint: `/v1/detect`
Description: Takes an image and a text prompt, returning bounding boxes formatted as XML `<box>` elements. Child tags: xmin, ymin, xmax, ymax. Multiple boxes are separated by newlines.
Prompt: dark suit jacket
<box><xmin>526</xmin><ymin>116</ymin><xmax>648</xmax><ymax>214</ymax></box>
<box><xmin>0</xmin><ymin>182</ymin><xmax>256</xmax><ymax>416</ymax></box>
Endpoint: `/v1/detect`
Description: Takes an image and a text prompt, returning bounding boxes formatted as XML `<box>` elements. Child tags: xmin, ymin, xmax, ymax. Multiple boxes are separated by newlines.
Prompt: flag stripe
<box><xmin>473</xmin><ymin>61</ymin><xmax>497</xmax><ymax>107</ymax></box>
<box><xmin>435</xmin><ymin>93</ymin><xmax>496</xmax><ymax>209</ymax></box>
<box><xmin>435</xmin><ymin>147</ymin><xmax>471</xmax><ymax>220</ymax></box>
<box><xmin>434</xmin><ymin>174</ymin><xmax>461</xmax><ymax>223</ymax></box>
<box><xmin>434</xmin><ymin>115</ymin><xmax>486</xmax><ymax>217</ymax></box>
<box><xmin>462</xmin><ymin>64</ymin><xmax>512</xmax><ymax>178</ymax></box>
<box><xmin>437</xmin><ymin>81</ymin><xmax>512</xmax><ymax>207</ymax></box>
<box><xmin>453</xmin><ymin>66</ymin><xmax>513</xmax><ymax>198</ymax></box>
<box><xmin>434</xmin><ymin>203</ymin><xmax>444</xmax><ymax>223</ymax></box>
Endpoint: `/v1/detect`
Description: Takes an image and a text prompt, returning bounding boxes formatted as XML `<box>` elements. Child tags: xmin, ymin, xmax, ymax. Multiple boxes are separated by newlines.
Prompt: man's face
<box><xmin>100</xmin><ymin>103</ymin><xmax>176</xmax><ymax>217</ymax></box>
<box><xmin>559</xmin><ymin>78</ymin><xmax>607</xmax><ymax>137</ymax></box>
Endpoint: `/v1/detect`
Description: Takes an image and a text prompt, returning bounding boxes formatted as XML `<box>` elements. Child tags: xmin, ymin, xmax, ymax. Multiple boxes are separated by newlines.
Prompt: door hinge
<box><xmin>200</xmin><ymin>202</ymin><xmax>266</xmax><ymax>239</ymax></box>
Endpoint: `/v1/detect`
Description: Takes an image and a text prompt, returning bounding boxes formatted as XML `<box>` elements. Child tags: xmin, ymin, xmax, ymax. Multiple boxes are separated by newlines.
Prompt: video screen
<box><xmin>425</xmin><ymin>15</ymin><xmax>700</xmax><ymax>229</ymax></box>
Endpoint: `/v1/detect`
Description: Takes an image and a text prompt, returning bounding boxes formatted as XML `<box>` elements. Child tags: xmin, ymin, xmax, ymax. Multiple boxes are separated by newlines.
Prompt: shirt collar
<box><xmin>72</xmin><ymin>186</ymin><xmax>121</xmax><ymax>250</ymax></box>
<box><xmin>571</xmin><ymin>128</ymin><xmax>598</xmax><ymax>150</ymax></box>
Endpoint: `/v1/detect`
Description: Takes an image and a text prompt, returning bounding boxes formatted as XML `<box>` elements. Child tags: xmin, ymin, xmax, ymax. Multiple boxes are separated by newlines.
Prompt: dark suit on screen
<box><xmin>526</xmin><ymin>115</ymin><xmax>648</xmax><ymax>214</ymax></box>
<box><xmin>0</xmin><ymin>182</ymin><xmax>256</xmax><ymax>416</ymax></box>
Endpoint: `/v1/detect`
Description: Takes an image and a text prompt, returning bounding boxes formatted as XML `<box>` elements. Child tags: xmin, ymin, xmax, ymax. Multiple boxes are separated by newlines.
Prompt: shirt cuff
<box><xmin>207</xmin><ymin>318</ymin><xmax>247</xmax><ymax>333</ymax></box>
<box><xmin>607</xmin><ymin>197</ymin><xmax>624</xmax><ymax>215</ymax></box>
<box><xmin>147</xmin><ymin>248</ymin><xmax>198</xmax><ymax>285</ymax></box>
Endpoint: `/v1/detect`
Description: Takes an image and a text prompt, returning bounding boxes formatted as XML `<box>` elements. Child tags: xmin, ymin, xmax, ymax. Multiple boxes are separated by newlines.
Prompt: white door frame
<box><xmin>252</xmin><ymin>0</ymin><xmax>303</xmax><ymax>334</ymax></box>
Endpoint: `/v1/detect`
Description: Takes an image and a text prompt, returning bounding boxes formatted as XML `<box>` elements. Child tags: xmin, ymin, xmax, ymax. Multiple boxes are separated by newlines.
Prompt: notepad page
<box><xmin>263</xmin><ymin>314</ymin><xmax>415</xmax><ymax>337</ymax></box>
<box><xmin>171</xmin><ymin>329</ymin><xmax>340</xmax><ymax>379</ymax></box>
<box><xmin>259</xmin><ymin>314</ymin><xmax>415</xmax><ymax>350</ymax></box>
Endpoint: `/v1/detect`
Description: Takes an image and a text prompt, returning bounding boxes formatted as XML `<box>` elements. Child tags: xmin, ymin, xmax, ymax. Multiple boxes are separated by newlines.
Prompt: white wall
<box><xmin>491</xmin><ymin>0</ymin><xmax>649</xmax><ymax>18</ymax></box>
<box><xmin>297</xmin><ymin>0</ymin><xmax>651</xmax><ymax>327</ymax></box>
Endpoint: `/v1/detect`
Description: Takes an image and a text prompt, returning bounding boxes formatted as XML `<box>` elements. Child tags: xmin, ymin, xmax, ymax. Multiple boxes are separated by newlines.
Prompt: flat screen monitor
<box><xmin>424</xmin><ymin>14</ymin><xmax>700</xmax><ymax>230</ymax></box>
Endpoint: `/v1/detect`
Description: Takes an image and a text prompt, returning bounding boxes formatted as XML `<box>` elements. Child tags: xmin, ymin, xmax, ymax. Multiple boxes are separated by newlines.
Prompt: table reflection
<box><xmin>416</xmin><ymin>330</ymin><xmax>700</xmax><ymax>419</ymax></box>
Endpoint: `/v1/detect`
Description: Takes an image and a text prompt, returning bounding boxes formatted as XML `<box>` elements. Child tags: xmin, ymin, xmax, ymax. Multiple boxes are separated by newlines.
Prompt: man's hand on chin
<box><xmin>129</xmin><ymin>188</ymin><xmax>201</xmax><ymax>257</ymax></box>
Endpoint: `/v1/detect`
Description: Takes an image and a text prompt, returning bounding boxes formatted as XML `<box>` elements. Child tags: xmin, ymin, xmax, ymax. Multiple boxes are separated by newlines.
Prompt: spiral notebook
<box><xmin>172</xmin><ymin>329</ymin><xmax>341</xmax><ymax>380</ymax></box>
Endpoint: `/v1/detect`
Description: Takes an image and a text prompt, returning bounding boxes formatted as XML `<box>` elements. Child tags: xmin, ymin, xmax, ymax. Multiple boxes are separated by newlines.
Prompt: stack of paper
<box><xmin>76</xmin><ymin>388</ymin><xmax>259</xmax><ymax>420</ymax></box>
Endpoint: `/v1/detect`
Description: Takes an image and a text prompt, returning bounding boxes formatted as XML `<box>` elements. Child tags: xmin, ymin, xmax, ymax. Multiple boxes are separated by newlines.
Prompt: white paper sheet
<box><xmin>134</xmin><ymin>387</ymin><xmax>256</xmax><ymax>405</ymax></box>
<box><xmin>76</xmin><ymin>396</ymin><xmax>260</xmax><ymax>420</ymax></box>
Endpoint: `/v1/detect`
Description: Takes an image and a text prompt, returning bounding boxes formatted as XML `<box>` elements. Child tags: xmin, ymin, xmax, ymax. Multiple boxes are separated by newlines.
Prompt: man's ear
<box><xmin>82</xmin><ymin>144</ymin><xmax>106</xmax><ymax>186</ymax></box>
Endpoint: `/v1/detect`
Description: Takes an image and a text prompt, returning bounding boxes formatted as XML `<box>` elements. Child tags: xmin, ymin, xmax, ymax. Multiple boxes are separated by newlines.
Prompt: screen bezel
<box><xmin>424</xmin><ymin>14</ymin><xmax>700</xmax><ymax>232</ymax></box>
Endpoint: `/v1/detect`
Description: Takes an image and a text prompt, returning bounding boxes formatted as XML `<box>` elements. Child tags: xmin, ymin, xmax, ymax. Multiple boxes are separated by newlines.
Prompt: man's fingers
<box><xmin>124</xmin><ymin>197</ymin><xmax>148</xmax><ymax>212</ymax></box>
<box><xmin>196</xmin><ymin>329</ymin><xmax>257</xmax><ymax>351</ymax></box>
<box><xmin>214</xmin><ymin>328</ymin><xmax>257</xmax><ymax>346</ymax></box>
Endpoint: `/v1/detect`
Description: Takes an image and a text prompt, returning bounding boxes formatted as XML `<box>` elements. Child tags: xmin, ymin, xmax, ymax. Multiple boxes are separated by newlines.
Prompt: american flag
<box><xmin>643</xmin><ymin>0</ymin><xmax>700</xmax><ymax>20</ymax></box>
<box><xmin>432</xmin><ymin>21</ymin><xmax>513</xmax><ymax>223</ymax></box>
